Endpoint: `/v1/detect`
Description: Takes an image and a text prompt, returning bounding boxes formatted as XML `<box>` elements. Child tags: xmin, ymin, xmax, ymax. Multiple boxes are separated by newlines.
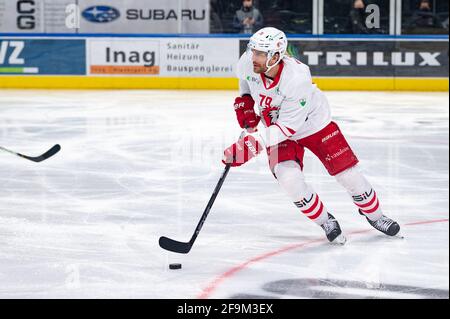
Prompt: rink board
<box><xmin>0</xmin><ymin>35</ymin><xmax>448</xmax><ymax>91</ymax></box>
<box><xmin>0</xmin><ymin>75</ymin><xmax>447</xmax><ymax>91</ymax></box>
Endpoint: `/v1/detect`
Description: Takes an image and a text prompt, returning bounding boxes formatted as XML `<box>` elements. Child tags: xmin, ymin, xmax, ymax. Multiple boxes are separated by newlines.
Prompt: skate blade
<box><xmin>393</xmin><ymin>232</ymin><xmax>405</xmax><ymax>239</ymax></box>
<box><xmin>332</xmin><ymin>234</ymin><xmax>347</xmax><ymax>245</ymax></box>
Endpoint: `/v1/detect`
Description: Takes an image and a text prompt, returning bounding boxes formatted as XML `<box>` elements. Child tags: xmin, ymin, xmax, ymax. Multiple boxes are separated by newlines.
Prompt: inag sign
<box><xmin>89</xmin><ymin>39</ymin><xmax>160</xmax><ymax>75</ymax></box>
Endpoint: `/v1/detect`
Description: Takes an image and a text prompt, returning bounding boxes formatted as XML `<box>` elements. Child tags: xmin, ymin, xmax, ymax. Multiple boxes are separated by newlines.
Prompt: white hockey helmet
<box><xmin>247</xmin><ymin>27</ymin><xmax>288</xmax><ymax>73</ymax></box>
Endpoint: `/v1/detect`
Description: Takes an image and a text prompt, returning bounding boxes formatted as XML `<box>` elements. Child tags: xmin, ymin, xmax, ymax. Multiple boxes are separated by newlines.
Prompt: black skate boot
<box><xmin>359</xmin><ymin>210</ymin><xmax>401</xmax><ymax>236</ymax></box>
<box><xmin>320</xmin><ymin>213</ymin><xmax>346</xmax><ymax>244</ymax></box>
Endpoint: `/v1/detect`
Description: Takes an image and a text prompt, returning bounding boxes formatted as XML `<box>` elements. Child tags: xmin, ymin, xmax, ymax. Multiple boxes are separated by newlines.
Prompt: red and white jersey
<box><xmin>236</xmin><ymin>51</ymin><xmax>331</xmax><ymax>147</ymax></box>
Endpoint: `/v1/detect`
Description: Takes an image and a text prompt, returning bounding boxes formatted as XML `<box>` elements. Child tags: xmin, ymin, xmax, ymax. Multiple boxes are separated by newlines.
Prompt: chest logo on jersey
<box><xmin>259</xmin><ymin>94</ymin><xmax>280</xmax><ymax>125</ymax></box>
<box><xmin>299</xmin><ymin>98</ymin><xmax>307</xmax><ymax>107</ymax></box>
<box><xmin>246</xmin><ymin>75</ymin><xmax>260</xmax><ymax>84</ymax></box>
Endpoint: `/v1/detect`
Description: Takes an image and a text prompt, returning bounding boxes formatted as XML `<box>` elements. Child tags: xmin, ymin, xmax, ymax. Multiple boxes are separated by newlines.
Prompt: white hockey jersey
<box><xmin>236</xmin><ymin>51</ymin><xmax>331</xmax><ymax>147</ymax></box>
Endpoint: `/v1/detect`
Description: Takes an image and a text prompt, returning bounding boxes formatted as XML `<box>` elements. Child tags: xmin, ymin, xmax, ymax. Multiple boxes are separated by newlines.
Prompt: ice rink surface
<box><xmin>0</xmin><ymin>89</ymin><xmax>448</xmax><ymax>299</ymax></box>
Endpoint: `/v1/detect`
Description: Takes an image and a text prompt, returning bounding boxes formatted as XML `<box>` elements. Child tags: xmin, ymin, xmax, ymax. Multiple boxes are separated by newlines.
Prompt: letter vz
<box><xmin>294</xmin><ymin>194</ymin><xmax>314</xmax><ymax>208</ymax></box>
<box><xmin>0</xmin><ymin>41</ymin><xmax>25</xmax><ymax>65</ymax></box>
<box><xmin>352</xmin><ymin>189</ymin><xmax>373</xmax><ymax>202</ymax></box>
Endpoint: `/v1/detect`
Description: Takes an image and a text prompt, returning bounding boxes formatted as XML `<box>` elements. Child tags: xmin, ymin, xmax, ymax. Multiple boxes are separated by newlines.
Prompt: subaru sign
<box><xmin>82</xmin><ymin>6</ymin><xmax>120</xmax><ymax>23</ymax></box>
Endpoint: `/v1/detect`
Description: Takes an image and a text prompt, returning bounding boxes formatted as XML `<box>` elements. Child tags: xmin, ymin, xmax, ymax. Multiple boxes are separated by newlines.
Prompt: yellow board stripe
<box><xmin>0</xmin><ymin>76</ymin><xmax>238</xmax><ymax>90</ymax></box>
<box><xmin>0</xmin><ymin>76</ymin><xmax>448</xmax><ymax>91</ymax></box>
<box><xmin>314</xmin><ymin>77</ymin><xmax>449</xmax><ymax>91</ymax></box>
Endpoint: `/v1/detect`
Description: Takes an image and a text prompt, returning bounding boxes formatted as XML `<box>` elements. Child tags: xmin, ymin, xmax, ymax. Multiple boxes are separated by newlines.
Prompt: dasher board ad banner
<box><xmin>89</xmin><ymin>39</ymin><xmax>160</xmax><ymax>75</ymax></box>
<box><xmin>239</xmin><ymin>39</ymin><xmax>449</xmax><ymax>78</ymax></box>
<box><xmin>87</xmin><ymin>38</ymin><xmax>238</xmax><ymax>77</ymax></box>
<box><xmin>79</xmin><ymin>0</ymin><xmax>209</xmax><ymax>34</ymax></box>
<box><xmin>0</xmin><ymin>0</ymin><xmax>76</xmax><ymax>33</ymax></box>
<box><xmin>0</xmin><ymin>39</ymin><xmax>85</xmax><ymax>75</ymax></box>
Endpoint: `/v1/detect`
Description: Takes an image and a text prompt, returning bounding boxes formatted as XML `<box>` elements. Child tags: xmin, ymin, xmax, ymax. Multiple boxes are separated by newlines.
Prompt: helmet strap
<box><xmin>265</xmin><ymin>52</ymin><xmax>282</xmax><ymax>74</ymax></box>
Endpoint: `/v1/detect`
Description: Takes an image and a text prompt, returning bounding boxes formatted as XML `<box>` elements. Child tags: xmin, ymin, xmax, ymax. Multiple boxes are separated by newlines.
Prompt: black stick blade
<box><xmin>20</xmin><ymin>144</ymin><xmax>61</xmax><ymax>162</ymax></box>
<box><xmin>159</xmin><ymin>236</ymin><xmax>192</xmax><ymax>254</ymax></box>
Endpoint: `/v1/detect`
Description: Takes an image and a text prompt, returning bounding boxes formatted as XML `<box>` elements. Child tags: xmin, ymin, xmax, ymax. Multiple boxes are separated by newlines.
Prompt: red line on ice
<box><xmin>197</xmin><ymin>218</ymin><xmax>449</xmax><ymax>299</ymax></box>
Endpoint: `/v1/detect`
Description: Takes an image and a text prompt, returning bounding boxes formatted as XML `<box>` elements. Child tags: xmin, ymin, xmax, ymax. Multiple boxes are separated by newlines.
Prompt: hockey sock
<box><xmin>274</xmin><ymin>161</ymin><xmax>329</xmax><ymax>225</ymax></box>
<box><xmin>335</xmin><ymin>165</ymin><xmax>382</xmax><ymax>221</ymax></box>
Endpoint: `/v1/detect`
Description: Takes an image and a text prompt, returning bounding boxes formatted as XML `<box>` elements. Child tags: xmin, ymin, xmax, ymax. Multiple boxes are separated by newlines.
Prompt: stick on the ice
<box><xmin>159</xmin><ymin>163</ymin><xmax>232</xmax><ymax>254</ymax></box>
<box><xmin>159</xmin><ymin>130</ymin><xmax>247</xmax><ymax>254</ymax></box>
<box><xmin>0</xmin><ymin>144</ymin><xmax>61</xmax><ymax>162</ymax></box>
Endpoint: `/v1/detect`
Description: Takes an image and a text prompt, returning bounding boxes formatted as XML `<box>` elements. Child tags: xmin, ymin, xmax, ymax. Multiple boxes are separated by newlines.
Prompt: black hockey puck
<box><xmin>169</xmin><ymin>263</ymin><xmax>182</xmax><ymax>270</ymax></box>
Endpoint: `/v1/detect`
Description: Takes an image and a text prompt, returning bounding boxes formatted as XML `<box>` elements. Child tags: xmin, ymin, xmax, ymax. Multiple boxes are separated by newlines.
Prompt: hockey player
<box><xmin>222</xmin><ymin>27</ymin><xmax>400</xmax><ymax>243</ymax></box>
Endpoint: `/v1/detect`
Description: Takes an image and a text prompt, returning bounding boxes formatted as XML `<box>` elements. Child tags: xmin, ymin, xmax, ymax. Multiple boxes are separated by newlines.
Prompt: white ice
<box><xmin>0</xmin><ymin>89</ymin><xmax>448</xmax><ymax>299</ymax></box>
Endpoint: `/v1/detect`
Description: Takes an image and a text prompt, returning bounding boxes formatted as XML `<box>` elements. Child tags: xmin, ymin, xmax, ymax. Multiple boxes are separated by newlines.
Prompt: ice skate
<box><xmin>360</xmin><ymin>210</ymin><xmax>401</xmax><ymax>237</ymax></box>
<box><xmin>321</xmin><ymin>213</ymin><xmax>346</xmax><ymax>244</ymax></box>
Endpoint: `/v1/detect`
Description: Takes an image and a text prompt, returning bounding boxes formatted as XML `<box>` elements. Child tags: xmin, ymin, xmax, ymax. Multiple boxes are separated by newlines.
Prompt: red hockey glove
<box><xmin>234</xmin><ymin>95</ymin><xmax>260</xmax><ymax>129</ymax></box>
<box><xmin>222</xmin><ymin>135</ymin><xmax>262</xmax><ymax>167</ymax></box>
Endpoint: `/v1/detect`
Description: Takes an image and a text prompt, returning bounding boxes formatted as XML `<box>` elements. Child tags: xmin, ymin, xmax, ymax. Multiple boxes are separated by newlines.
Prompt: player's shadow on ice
<box><xmin>231</xmin><ymin>278</ymin><xmax>448</xmax><ymax>299</ymax></box>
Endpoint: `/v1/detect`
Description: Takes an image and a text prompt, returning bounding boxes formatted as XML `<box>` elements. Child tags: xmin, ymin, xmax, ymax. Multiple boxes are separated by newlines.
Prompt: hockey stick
<box><xmin>159</xmin><ymin>130</ymin><xmax>247</xmax><ymax>254</ymax></box>
<box><xmin>159</xmin><ymin>163</ymin><xmax>231</xmax><ymax>254</ymax></box>
<box><xmin>0</xmin><ymin>144</ymin><xmax>61</xmax><ymax>162</ymax></box>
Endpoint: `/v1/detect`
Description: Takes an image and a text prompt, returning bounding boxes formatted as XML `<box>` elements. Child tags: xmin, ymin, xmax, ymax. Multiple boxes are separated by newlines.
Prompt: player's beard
<box><xmin>253</xmin><ymin>63</ymin><xmax>267</xmax><ymax>74</ymax></box>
